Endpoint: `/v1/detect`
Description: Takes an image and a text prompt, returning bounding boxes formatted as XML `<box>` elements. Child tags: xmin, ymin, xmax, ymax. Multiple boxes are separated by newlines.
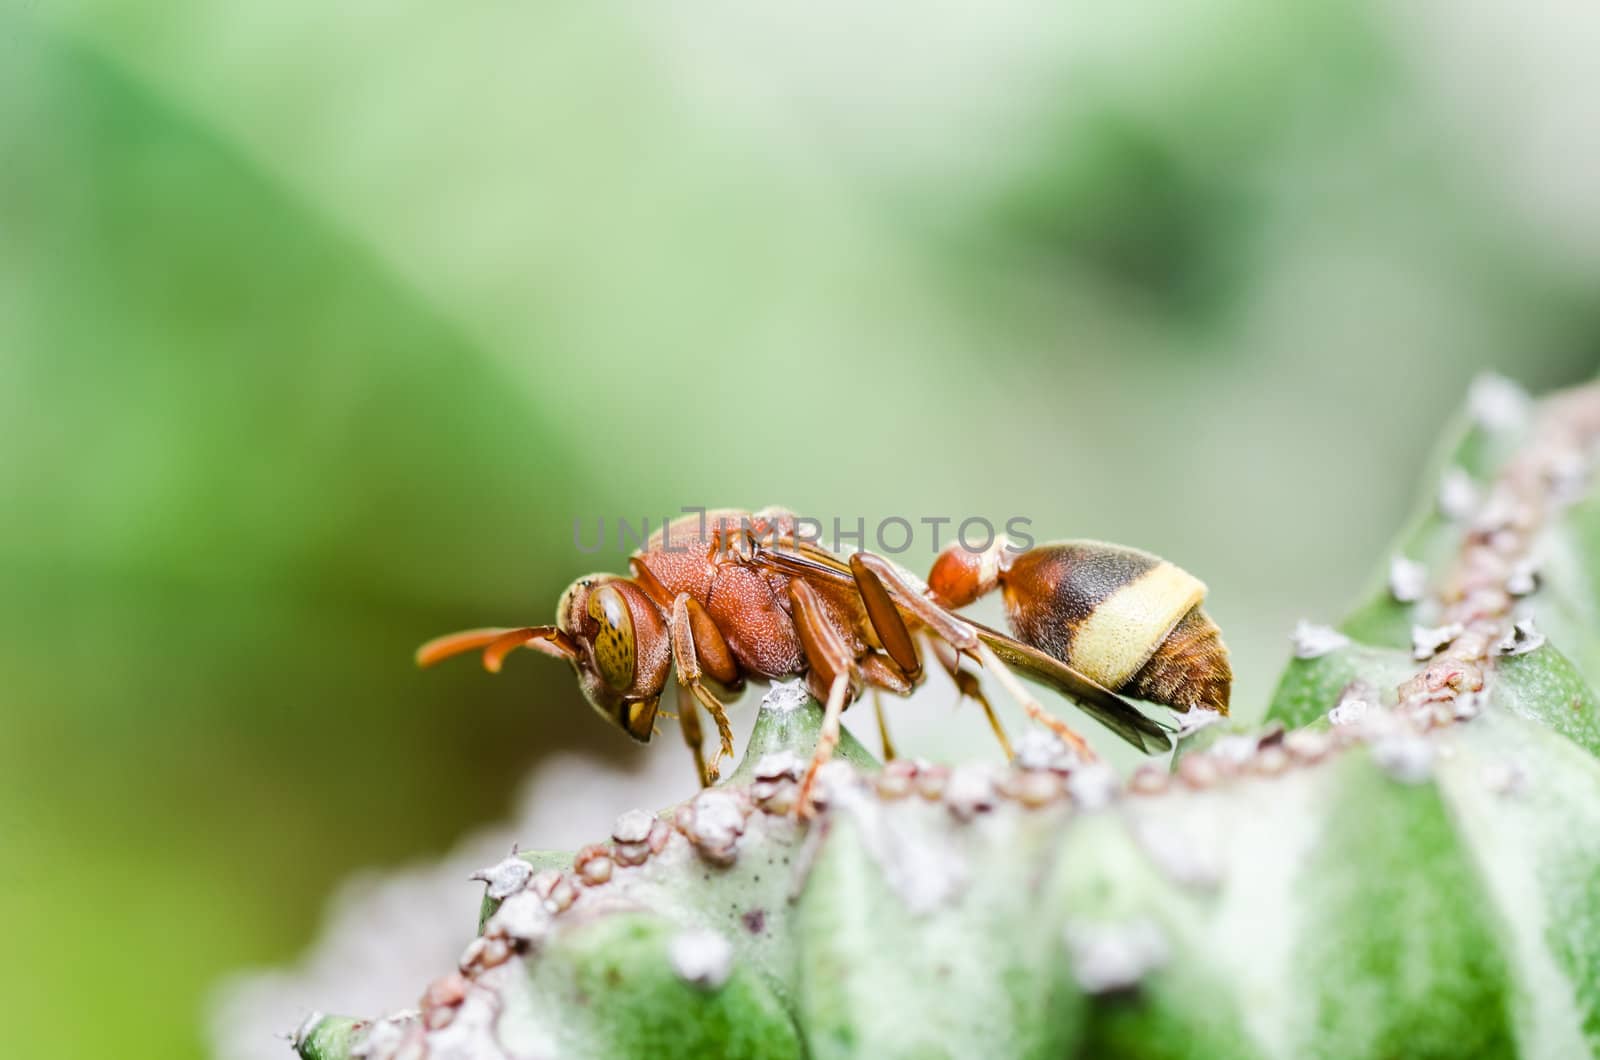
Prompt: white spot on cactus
<box><xmin>1063</xmin><ymin>918</ymin><xmax>1170</xmax><ymax>994</ymax></box>
<box><xmin>752</xmin><ymin>750</ymin><xmax>803</xmax><ymax>782</ymax></box>
<box><xmin>526</xmin><ymin>869</ymin><xmax>561</xmax><ymax>900</ymax></box>
<box><xmin>1252</xmin><ymin>745</ymin><xmax>1291</xmax><ymax>775</ymax></box>
<box><xmin>1290</xmin><ymin>621</ymin><xmax>1348</xmax><ymax>660</ymax></box>
<box><xmin>1506</xmin><ymin>559</ymin><xmax>1540</xmax><ymax>597</ymax></box>
<box><xmin>1411</xmin><ymin>622</ymin><xmax>1463</xmax><ymax>661</ymax></box>
<box><xmin>1547</xmin><ymin>449</ymin><xmax>1591</xmax><ymax>506</ymax></box>
<box><xmin>685</xmin><ymin>788</ymin><xmax>747</xmax><ymax>864</ymax></box>
<box><xmin>1210</xmin><ymin>735</ymin><xmax>1256</xmax><ymax>767</ymax></box>
<box><xmin>577</xmin><ymin>853</ymin><xmax>613</xmax><ymax>886</ymax></box>
<box><xmin>1452</xmin><ymin>692</ymin><xmax>1485</xmax><ymax>721</ymax></box>
<box><xmin>611</xmin><ymin>808</ymin><xmax>654</xmax><ymax>845</ymax></box>
<box><xmin>1388</xmin><ymin>556</ymin><xmax>1429</xmax><ymax>603</ymax></box>
<box><xmin>1177</xmin><ymin>752</ymin><xmax>1221</xmax><ymax>789</ymax></box>
<box><xmin>669</xmin><ymin>928</ymin><xmax>733</xmax><ymax>990</ymax></box>
<box><xmin>1467</xmin><ymin>372</ymin><xmax>1529</xmax><ymax>432</ymax></box>
<box><xmin>1436</xmin><ymin>469</ymin><xmax>1480</xmax><ymax>522</ymax></box>
<box><xmin>424</xmin><ymin>988</ymin><xmax>506</xmax><ymax>1060</ymax></box>
<box><xmin>762</xmin><ymin>679</ymin><xmax>811</xmax><ymax>714</ymax></box>
<box><xmin>1133</xmin><ymin>819</ymin><xmax>1222</xmax><ymax>888</ymax></box>
<box><xmin>1372</xmin><ymin>732</ymin><xmax>1436</xmax><ymax>784</ymax></box>
<box><xmin>1483</xmin><ymin>760</ymin><xmax>1527</xmax><ymax>797</ymax></box>
<box><xmin>813</xmin><ymin>759</ymin><xmax>859</xmax><ymax>804</ymax></box>
<box><xmin>1328</xmin><ymin>686</ymin><xmax>1374</xmax><ymax>727</ymax></box>
<box><xmin>1284</xmin><ymin>728</ymin><xmax>1333</xmax><ymax>763</ymax></box>
<box><xmin>1176</xmin><ymin>707</ymin><xmax>1224</xmax><ymax>736</ymax></box>
<box><xmin>485</xmin><ymin>891</ymin><xmax>552</xmax><ymax>946</ymax></box>
<box><xmin>1472</xmin><ymin>489</ymin><xmax>1524</xmax><ymax>534</ymax></box>
<box><xmin>1066</xmin><ymin>762</ymin><xmax>1120</xmax><ymax>809</ymax></box>
<box><xmin>824</xmin><ymin>774</ymin><xmax>969</xmax><ymax>913</ymax></box>
<box><xmin>750</xmin><ymin>774</ymin><xmax>799</xmax><ymax>815</ymax></box>
<box><xmin>1013</xmin><ymin>729</ymin><xmax>1074</xmax><ymax>771</ymax></box>
<box><xmin>543</xmin><ymin>876</ymin><xmax>577</xmax><ymax>913</ymax></box>
<box><xmin>1495</xmin><ymin>619</ymin><xmax>1545</xmax><ymax>656</ymax></box>
<box><xmin>1009</xmin><ymin>769</ymin><xmax>1065</xmax><ymax>807</ymax></box>
<box><xmin>351</xmin><ymin>1013</ymin><xmax>415</xmax><ymax>1059</ymax></box>
<box><xmin>944</xmin><ymin>765</ymin><xmax>996</xmax><ymax>820</ymax></box>
<box><xmin>470</xmin><ymin>855</ymin><xmax>534</xmax><ymax>901</ymax></box>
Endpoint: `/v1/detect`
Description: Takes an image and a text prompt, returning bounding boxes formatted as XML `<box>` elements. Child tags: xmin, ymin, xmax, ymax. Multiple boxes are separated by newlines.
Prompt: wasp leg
<box><xmin>669</xmin><ymin>594</ymin><xmax>739</xmax><ymax>782</ymax></box>
<box><xmin>798</xmin><ymin>672</ymin><xmax>851</xmax><ymax>815</ymax></box>
<box><xmin>870</xmin><ymin>688</ymin><xmax>898</xmax><ymax>761</ymax></box>
<box><xmin>929</xmin><ymin>636</ymin><xmax>1014</xmax><ymax>760</ymax></box>
<box><xmin>847</xmin><ymin>553</ymin><xmax>924</xmax><ymax>679</ymax></box>
<box><xmin>849</xmin><ymin>551</ymin><xmax>1095</xmax><ymax>761</ymax></box>
<box><xmin>856</xmin><ymin>654</ymin><xmax>913</xmax><ymax>761</ymax></box>
<box><xmin>850</xmin><ymin>552</ymin><xmax>983</xmax><ymax>651</ymax></box>
<box><xmin>788</xmin><ymin>580</ymin><xmax>862</xmax><ymax>817</ymax></box>
<box><xmin>976</xmin><ymin>642</ymin><xmax>1094</xmax><ymax>760</ymax></box>
<box><xmin>703</xmin><ymin>696</ymin><xmax>735</xmax><ymax>781</ymax></box>
<box><xmin>676</xmin><ymin>682</ymin><xmax>711</xmax><ymax>788</ymax></box>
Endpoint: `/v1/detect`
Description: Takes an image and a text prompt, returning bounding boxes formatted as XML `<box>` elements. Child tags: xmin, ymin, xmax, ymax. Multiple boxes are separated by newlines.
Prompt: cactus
<box><xmin>291</xmin><ymin>377</ymin><xmax>1600</xmax><ymax>1060</ymax></box>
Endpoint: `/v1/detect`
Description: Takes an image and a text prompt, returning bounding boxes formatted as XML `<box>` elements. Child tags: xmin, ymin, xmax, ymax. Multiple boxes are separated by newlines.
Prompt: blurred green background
<box><xmin>4</xmin><ymin>3</ymin><xmax>1599</xmax><ymax>1058</ymax></box>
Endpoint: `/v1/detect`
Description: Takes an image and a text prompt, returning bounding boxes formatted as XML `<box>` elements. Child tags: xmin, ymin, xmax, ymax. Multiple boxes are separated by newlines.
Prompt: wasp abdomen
<box><xmin>1122</xmin><ymin>605</ymin><xmax>1231</xmax><ymax>714</ymax></box>
<box><xmin>999</xmin><ymin>541</ymin><xmax>1232</xmax><ymax>714</ymax></box>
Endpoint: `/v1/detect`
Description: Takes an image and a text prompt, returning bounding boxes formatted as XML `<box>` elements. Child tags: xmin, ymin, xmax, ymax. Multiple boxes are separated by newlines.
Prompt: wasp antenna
<box><xmin>482</xmin><ymin>628</ymin><xmax>547</xmax><ymax>672</ymax></box>
<box><xmin>416</xmin><ymin>628</ymin><xmax>526</xmax><ymax>668</ymax></box>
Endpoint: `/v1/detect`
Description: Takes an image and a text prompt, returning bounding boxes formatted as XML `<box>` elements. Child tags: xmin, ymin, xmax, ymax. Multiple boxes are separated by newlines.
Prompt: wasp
<box><xmin>418</xmin><ymin>508</ymin><xmax>1230</xmax><ymax>810</ymax></box>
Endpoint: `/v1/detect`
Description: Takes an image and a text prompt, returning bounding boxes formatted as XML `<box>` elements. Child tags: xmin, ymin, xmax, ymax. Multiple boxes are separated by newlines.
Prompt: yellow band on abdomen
<box><xmin>1069</xmin><ymin>561</ymin><xmax>1206</xmax><ymax>690</ymax></box>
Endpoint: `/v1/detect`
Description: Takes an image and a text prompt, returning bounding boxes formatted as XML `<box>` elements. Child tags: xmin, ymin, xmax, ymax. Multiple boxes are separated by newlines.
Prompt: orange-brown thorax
<box><xmin>629</xmin><ymin>509</ymin><xmax>887</xmax><ymax>686</ymax></box>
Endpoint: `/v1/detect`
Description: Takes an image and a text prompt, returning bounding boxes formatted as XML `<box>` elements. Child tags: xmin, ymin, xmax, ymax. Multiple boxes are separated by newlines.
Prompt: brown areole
<box><xmin>419</xmin><ymin>508</ymin><xmax>1222</xmax><ymax>814</ymax></box>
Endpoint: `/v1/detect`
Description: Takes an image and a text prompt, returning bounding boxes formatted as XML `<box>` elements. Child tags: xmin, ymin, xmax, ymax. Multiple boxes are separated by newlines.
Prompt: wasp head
<box><xmin>554</xmin><ymin>575</ymin><xmax>673</xmax><ymax>741</ymax></box>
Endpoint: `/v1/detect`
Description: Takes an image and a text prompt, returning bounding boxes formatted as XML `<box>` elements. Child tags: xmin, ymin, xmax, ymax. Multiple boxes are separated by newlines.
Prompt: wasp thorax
<box><xmin>999</xmin><ymin>541</ymin><xmax>1232</xmax><ymax>714</ymax></box>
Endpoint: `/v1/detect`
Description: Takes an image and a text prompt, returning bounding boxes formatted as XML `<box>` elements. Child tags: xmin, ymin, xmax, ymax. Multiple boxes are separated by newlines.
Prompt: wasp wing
<box><xmin>965</xmin><ymin>619</ymin><xmax>1174</xmax><ymax>753</ymax></box>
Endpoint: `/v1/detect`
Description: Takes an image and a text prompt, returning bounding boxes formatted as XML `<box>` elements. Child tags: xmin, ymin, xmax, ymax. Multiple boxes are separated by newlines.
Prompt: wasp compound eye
<box><xmin>587</xmin><ymin>583</ymin><xmax>637</xmax><ymax>691</ymax></box>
